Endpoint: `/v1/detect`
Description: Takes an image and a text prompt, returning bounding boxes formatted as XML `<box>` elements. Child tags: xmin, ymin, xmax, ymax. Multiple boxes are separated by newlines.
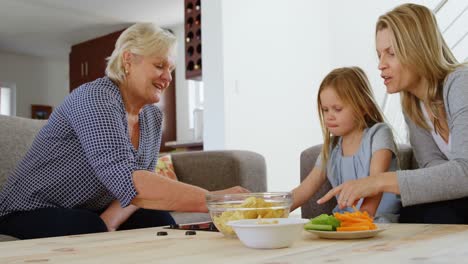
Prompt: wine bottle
<box><xmin>187</xmin><ymin>46</ymin><xmax>194</xmax><ymax>57</ymax></box>
<box><xmin>186</xmin><ymin>31</ymin><xmax>194</xmax><ymax>43</ymax></box>
<box><xmin>194</xmin><ymin>59</ymin><xmax>202</xmax><ymax>70</ymax></box>
<box><xmin>186</xmin><ymin>2</ymin><xmax>193</xmax><ymax>13</ymax></box>
<box><xmin>186</xmin><ymin>17</ymin><xmax>193</xmax><ymax>28</ymax></box>
<box><xmin>187</xmin><ymin>61</ymin><xmax>194</xmax><ymax>71</ymax></box>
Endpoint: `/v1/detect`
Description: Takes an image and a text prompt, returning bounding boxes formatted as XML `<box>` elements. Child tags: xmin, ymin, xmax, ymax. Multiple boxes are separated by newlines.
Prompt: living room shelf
<box><xmin>185</xmin><ymin>0</ymin><xmax>202</xmax><ymax>80</ymax></box>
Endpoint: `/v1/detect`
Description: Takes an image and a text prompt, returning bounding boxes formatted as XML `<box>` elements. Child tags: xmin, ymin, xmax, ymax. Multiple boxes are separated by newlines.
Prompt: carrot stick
<box><xmin>337</xmin><ymin>226</ymin><xmax>370</xmax><ymax>232</ymax></box>
<box><xmin>334</xmin><ymin>214</ymin><xmax>370</xmax><ymax>223</ymax></box>
<box><xmin>339</xmin><ymin>221</ymin><xmax>374</xmax><ymax>227</ymax></box>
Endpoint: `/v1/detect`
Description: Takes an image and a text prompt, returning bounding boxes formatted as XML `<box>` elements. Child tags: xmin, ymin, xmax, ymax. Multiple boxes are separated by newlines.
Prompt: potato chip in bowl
<box><xmin>205</xmin><ymin>192</ymin><xmax>292</xmax><ymax>237</ymax></box>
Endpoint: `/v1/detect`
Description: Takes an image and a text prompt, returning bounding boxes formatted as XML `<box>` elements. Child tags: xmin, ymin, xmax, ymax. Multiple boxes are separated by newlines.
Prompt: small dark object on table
<box><xmin>185</xmin><ymin>231</ymin><xmax>197</xmax><ymax>236</ymax></box>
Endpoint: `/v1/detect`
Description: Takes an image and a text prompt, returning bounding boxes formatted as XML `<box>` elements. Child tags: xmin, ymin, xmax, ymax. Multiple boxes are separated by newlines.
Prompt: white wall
<box><xmin>203</xmin><ymin>0</ymin><xmax>331</xmax><ymax>192</ymax></box>
<box><xmin>0</xmin><ymin>52</ymin><xmax>68</xmax><ymax>117</ymax></box>
<box><xmin>201</xmin><ymin>0</ymin><xmax>433</xmax><ymax>193</ymax></box>
<box><xmin>202</xmin><ymin>0</ymin><xmax>226</xmax><ymax>149</ymax></box>
<box><xmin>327</xmin><ymin>1</ymin><xmax>393</xmax><ymax>105</ymax></box>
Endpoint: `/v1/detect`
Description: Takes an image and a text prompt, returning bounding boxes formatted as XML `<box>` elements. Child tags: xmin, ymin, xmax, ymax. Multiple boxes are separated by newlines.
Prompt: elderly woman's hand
<box><xmin>317</xmin><ymin>176</ymin><xmax>382</xmax><ymax>209</ymax></box>
<box><xmin>100</xmin><ymin>200</ymin><xmax>139</xmax><ymax>231</ymax></box>
<box><xmin>211</xmin><ymin>186</ymin><xmax>250</xmax><ymax>195</ymax></box>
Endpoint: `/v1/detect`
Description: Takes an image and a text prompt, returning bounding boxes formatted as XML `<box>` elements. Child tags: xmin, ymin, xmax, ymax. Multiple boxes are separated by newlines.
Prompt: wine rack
<box><xmin>185</xmin><ymin>0</ymin><xmax>202</xmax><ymax>80</ymax></box>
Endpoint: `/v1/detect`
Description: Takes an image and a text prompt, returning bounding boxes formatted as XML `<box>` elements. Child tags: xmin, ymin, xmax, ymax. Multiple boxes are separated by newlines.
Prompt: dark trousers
<box><xmin>399</xmin><ymin>197</ymin><xmax>468</xmax><ymax>224</ymax></box>
<box><xmin>0</xmin><ymin>207</ymin><xmax>175</xmax><ymax>240</ymax></box>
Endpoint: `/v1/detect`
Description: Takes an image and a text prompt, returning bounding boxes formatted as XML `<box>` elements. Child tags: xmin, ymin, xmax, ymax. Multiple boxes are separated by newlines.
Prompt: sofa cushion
<box><xmin>0</xmin><ymin>115</ymin><xmax>46</xmax><ymax>188</ymax></box>
<box><xmin>300</xmin><ymin>145</ymin><xmax>336</xmax><ymax>219</ymax></box>
<box><xmin>171</xmin><ymin>150</ymin><xmax>267</xmax><ymax>192</ymax></box>
<box><xmin>155</xmin><ymin>155</ymin><xmax>177</xmax><ymax>181</ymax></box>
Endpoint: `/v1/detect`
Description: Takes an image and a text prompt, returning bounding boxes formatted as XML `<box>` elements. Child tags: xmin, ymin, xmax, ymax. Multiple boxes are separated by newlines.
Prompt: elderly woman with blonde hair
<box><xmin>0</xmin><ymin>23</ymin><xmax>247</xmax><ymax>239</ymax></box>
<box><xmin>318</xmin><ymin>3</ymin><xmax>468</xmax><ymax>224</ymax></box>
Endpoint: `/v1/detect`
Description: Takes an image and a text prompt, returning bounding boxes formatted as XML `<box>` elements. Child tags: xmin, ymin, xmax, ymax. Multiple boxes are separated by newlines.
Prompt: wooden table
<box><xmin>0</xmin><ymin>224</ymin><xmax>467</xmax><ymax>263</ymax></box>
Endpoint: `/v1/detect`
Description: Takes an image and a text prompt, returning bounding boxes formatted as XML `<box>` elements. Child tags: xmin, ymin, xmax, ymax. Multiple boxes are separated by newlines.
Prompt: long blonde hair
<box><xmin>318</xmin><ymin>67</ymin><xmax>385</xmax><ymax>168</ymax></box>
<box><xmin>376</xmin><ymin>3</ymin><xmax>463</xmax><ymax>133</ymax></box>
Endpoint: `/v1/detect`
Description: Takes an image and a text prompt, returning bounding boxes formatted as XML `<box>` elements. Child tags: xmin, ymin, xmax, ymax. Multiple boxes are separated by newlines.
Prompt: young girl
<box><xmin>291</xmin><ymin>66</ymin><xmax>400</xmax><ymax>222</ymax></box>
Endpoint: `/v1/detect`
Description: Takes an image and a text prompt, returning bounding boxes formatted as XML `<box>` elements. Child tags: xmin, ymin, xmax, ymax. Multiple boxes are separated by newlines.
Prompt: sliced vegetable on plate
<box><xmin>334</xmin><ymin>211</ymin><xmax>377</xmax><ymax>232</ymax></box>
<box><xmin>304</xmin><ymin>209</ymin><xmax>377</xmax><ymax>232</ymax></box>
<box><xmin>304</xmin><ymin>214</ymin><xmax>340</xmax><ymax>231</ymax></box>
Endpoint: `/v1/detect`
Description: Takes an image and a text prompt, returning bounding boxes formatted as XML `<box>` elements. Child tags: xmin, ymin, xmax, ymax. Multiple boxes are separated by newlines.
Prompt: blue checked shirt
<box><xmin>0</xmin><ymin>77</ymin><xmax>163</xmax><ymax>217</ymax></box>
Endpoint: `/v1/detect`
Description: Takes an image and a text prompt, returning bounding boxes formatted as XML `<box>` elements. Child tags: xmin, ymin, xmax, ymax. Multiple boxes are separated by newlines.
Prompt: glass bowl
<box><xmin>205</xmin><ymin>192</ymin><xmax>292</xmax><ymax>237</ymax></box>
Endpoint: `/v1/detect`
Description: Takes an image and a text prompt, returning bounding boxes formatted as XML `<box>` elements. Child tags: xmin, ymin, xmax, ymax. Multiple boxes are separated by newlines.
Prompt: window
<box><xmin>0</xmin><ymin>84</ymin><xmax>16</xmax><ymax>116</ymax></box>
<box><xmin>435</xmin><ymin>0</ymin><xmax>468</xmax><ymax>62</ymax></box>
<box><xmin>187</xmin><ymin>80</ymin><xmax>204</xmax><ymax>129</ymax></box>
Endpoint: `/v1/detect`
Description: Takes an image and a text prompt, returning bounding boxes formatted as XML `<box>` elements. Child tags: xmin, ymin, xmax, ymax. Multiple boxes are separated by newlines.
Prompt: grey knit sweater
<box><xmin>397</xmin><ymin>66</ymin><xmax>468</xmax><ymax>206</ymax></box>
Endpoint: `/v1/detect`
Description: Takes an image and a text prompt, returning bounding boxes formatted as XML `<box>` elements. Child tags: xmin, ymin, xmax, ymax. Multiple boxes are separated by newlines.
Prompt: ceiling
<box><xmin>0</xmin><ymin>0</ymin><xmax>183</xmax><ymax>59</ymax></box>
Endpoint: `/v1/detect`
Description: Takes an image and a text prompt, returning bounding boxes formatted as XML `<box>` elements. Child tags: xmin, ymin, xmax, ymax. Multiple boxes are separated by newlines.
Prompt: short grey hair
<box><xmin>106</xmin><ymin>23</ymin><xmax>177</xmax><ymax>85</ymax></box>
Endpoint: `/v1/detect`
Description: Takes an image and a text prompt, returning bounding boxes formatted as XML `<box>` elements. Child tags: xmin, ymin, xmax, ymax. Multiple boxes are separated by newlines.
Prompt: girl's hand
<box><xmin>317</xmin><ymin>176</ymin><xmax>382</xmax><ymax>209</ymax></box>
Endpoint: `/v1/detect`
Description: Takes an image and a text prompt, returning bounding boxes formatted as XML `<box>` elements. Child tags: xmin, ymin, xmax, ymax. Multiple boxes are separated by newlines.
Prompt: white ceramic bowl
<box><xmin>227</xmin><ymin>218</ymin><xmax>309</xmax><ymax>249</ymax></box>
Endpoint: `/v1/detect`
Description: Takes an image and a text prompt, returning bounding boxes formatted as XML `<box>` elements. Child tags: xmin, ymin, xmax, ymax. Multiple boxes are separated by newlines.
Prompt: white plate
<box><xmin>306</xmin><ymin>226</ymin><xmax>387</xmax><ymax>239</ymax></box>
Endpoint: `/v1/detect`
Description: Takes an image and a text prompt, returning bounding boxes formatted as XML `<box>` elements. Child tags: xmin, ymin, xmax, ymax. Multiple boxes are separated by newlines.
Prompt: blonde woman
<box><xmin>0</xmin><ymin>23</ymin><xmax>247</xmax><ymax>239</ymax></box>
<box><xmin>292</xmin><ymin>67</ymin><xmax>400</xmax><ymax>223</ymax></box>
<box><xmin>319</xmin><ymin>4</ymin><xmax>468</xmax><ymax>224</ymax></box>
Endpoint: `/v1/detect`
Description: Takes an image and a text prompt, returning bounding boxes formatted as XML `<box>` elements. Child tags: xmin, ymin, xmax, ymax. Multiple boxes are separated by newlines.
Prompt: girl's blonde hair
<box><xmin>106</xmin><ymin>23</ymin><xmax>177</xmax><ymax>85</ymax></box>
<box><xmin>376</xmin><ymin>3</ymin><xmax>463</xmax><ymax>134</ymax></box>
<box><xmin>318</xmin><ymin>67</ymin><xmax>386</xmax><ymax>169</ymax></box>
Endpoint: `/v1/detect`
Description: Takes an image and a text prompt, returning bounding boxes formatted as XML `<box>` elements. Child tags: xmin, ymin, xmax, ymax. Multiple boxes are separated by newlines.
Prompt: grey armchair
<box><xmin>299</xmin><ymin>144</ymin><xmax>418</xmax><ymax>219</ymax></box>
